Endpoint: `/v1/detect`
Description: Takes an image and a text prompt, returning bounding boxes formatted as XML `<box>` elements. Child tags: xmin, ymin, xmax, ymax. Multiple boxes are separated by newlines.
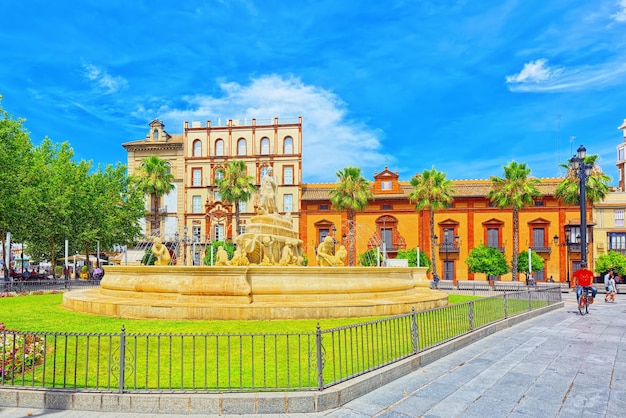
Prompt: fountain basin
<box><xmin>63</xmin><ymin>265</ymin><xmax>448</xmax><ymax>320</ymax></box>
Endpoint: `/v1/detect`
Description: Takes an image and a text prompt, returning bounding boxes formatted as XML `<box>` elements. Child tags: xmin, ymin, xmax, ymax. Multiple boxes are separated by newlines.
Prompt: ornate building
<box><xmin>124</xmin><ymin>117</ymin><xmax>303</xmax><ymax>264</ymax></box>
<box><xmin>301</xmin><ymin>169</ymin><xmax>587</xmax><ymax>284</ymax></box>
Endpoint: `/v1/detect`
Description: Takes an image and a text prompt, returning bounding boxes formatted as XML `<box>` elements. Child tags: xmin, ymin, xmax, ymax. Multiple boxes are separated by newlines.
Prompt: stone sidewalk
<box><xmin>2</xmin><ymin>291</ymin><xmax>623</xmax><ymax>417</ymax></box>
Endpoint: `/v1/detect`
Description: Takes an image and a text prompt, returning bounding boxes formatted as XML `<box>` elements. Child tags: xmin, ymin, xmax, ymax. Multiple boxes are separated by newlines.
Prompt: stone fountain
<box><xmin>63</xmin><ymin>170</ymin><xmax>447</xmax><ymax>320</ymax></box>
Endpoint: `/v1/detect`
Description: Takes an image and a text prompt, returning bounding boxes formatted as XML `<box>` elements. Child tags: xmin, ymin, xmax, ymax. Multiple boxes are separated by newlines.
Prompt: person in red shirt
<box><xmin>574</xmin><ymin>262</ymin><xmax>597</xmax><ymax>303</ymax></box>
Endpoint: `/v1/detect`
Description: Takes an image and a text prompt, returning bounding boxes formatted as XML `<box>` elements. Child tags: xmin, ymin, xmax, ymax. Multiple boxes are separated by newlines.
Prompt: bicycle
<box><xmin>578</xmin><ymin>286</ymin><xmax>591</xmax><ymax>315</ymax></box>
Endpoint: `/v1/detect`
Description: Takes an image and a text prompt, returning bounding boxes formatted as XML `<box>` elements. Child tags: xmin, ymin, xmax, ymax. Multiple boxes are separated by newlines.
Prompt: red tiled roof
<box><xmin>302</xmin><ymin>178</ymin><xmax>564</xmax><ymax>201</ymax></box>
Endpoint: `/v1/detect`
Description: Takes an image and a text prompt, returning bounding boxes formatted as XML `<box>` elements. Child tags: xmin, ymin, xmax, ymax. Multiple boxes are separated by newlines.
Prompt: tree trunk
<box><xmin>50</xmin><ymin>236</ymin><xmax>55</xmax><ymax>269</ymax></box>
<box><xmin>429</xmin><ymin>210</ymin><xmax>437</xmax><ymax>278</ymax></box>
<box><xmin>348</xmin><ymin>210</ymin><xmax>355</xmax><ymax>266</ymax></box>
<box><xmin>512</xmin><ymin>208</ymin><xmax>519</xmax><ymax>281</ymax></box>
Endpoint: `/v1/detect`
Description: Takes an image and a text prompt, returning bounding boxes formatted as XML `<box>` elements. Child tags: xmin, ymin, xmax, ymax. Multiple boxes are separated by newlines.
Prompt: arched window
<box><xmin>215</xmin><ymin>139</ymin><xmax>224</xmax><ymax>156</ymax></box>
<box><xmin>283</xmin><ymin>136</ymin><xmax>293</xmax><ymax>154</ymax></box>
<box><xmin>260</xmin><ymin>137</ymin><xmax>270</xmax><ymax>155</ymax></box>
<box><xmin>193</xmin><ymin>139</ymin><xmax>202</xmax><ymax>157</ymax></box>
<box><xmin>153</xmin><ymin>129</ymin><xmax>159</xmax><ymax>141</ymax></box>
<box><xmin>260</xmin><ymin>165</ymin><xmax>269</xmax><ymax>181</ymax></box>
<box><xmin>237</xmin><ymin>138</ymin><xmax>247</xmax><ymax>156</ymax></box>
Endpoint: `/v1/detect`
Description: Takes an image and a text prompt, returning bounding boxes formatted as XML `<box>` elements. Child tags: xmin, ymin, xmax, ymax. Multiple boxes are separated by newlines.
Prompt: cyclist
<box><xmin>574</xmin><ymin>262</ymin><xmax>597</xmax><ymax>304</ymax></box>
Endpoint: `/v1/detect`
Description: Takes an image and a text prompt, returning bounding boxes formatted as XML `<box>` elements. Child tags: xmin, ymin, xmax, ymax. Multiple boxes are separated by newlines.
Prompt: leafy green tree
<box><xmin>135</xmin><ymin>155</ymin><xmax>175</xmax><ymax>234</ymax></box>
<box><xmin>516</xmin><ymin>250</ymin><xmax>546</xmax><ymax>279</ymax></box>
<box><xmin>0</xmin><ymin>96</ymin><xmax>34</xmax><ymax>260</ymax></box>
<box><xmin>358</xmin><ymin>247</ymin><xmax>381</xmax><ymax>266</ymax></box>
<box><xmin>25</xmin><ymin>139</ymin><xmax>89</xmax><ymax>266</ymax></box>
<box><xmin>215</xmin><ymin>160</ymin><xmax>257</xmax><ymax>239</ymax></box>
<box><xmin>203</xmin><ymin>240</ymin><xmax>236</xmax><ymax>265</ymax></box>
<box><xmin>594</xmin><ymin>251</ymin><xmax>626</xmax><ymax>276</ymax></box>
<box><xmin>465</xmin><ymin>244</ymin><xmax>509</xmax><ymax>279</ymax></box>
<box><xmin>329</xmin><ymin>166</ymin><xmax>373</xmax><ymax>266</ymax></box>
<box><xmin>488</xmin><ymin>161</ymin><xmax>541</xmax><ymax>281</ymax></box>
<box><xmin>408</xmin><ymin>167</ymin><xmax>454</xmax><ymax>278</ymax></box>
<box><xmin>396</xmin><ymin>248</ymin><xmax>431</xmax><ymax>269</ymax></box>
<box><xmin>555</xmin><ymin>155</ymin><xmax>610</xmax><ymax>205</ymax></box>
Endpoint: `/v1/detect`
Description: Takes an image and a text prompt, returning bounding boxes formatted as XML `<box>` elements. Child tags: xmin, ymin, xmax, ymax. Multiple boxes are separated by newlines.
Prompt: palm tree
<box><xmin>555</xmin><ymin>154</ymin><xmax>610</xmax><ymax>205</ymax></box>
<box><xmin>488</xmin><ymin>161</ymin><xmax>541</xmax><ymax>281</ymax></box>
<box><xmin>135</xmin><ymin>155</ymin><xmax>175</xmax><ymax>234</ymax></box>
<box><xmin>215</xmin><ymin>160</ymin><xmax>257</xmax><ymax>239</ymax></box>
<box><xmin>408</xmin><ymin>168</ymin><xmax>454</xmax><ymax>279</ymax></box>
<box><xmin>329</xmin><ymin>166</ymin><xmax>373</xmax><ymax>266</ymax></box>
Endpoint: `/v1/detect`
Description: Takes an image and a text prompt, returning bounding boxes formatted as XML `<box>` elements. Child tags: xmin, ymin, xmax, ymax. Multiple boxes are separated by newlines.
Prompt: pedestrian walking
<box><xmin>607</xmin><ymin>273</ymin><xmax>617</xmax><ymax>303</ymax></box>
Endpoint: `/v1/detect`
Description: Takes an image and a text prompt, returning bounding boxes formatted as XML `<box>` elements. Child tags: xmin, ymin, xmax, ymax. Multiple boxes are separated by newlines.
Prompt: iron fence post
<box><xmin>316</xmin><ymin>323</ymin><xmax>323</xmax><ymax>390</ymax></box>
<box><xmin>119</xmin><ymin>325</ymin><xmax>125</xmax><ymax>394</ymax></box>
<box><xmin>468</xmin><ymin>301</ymin><xmax>475</xmax><ymax>330</ymax></box>
<box><xmin>503</xmin><ymin>293</ymin><xmax>508</xmax><ymax>318</ymax></box>
<box><xmin>411</xmin><ymin>307</ymin><xmax>419</xmax><ymax>353</ymax></box>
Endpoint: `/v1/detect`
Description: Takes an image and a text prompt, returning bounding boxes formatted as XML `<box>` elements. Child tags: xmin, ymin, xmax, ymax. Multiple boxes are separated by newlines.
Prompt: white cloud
<box><xmin>505</xmin><ymin>58</ymin><xmax>626</xmax><ymax>92</ymax></box>
<box><xmin>146</xmin><ymin>75</ymin><xmax>391</xmax><ymax>182</ymax></box>
<box><xmin>83</xmin><ymin>64</ymin><xmax>127</xmax><ymax>94</ymax></box>
<box><xmin>505</xmin><ymin>59</ymin><xmax>562</xmax><ymax>84</ymax></box>
<box><xmin>612</xmin><ymin>0</ymin><xmax>626</xmax><ymax>22</ymax></box>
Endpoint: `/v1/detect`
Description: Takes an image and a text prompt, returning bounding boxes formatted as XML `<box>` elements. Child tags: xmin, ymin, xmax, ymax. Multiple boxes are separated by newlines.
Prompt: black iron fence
<box><xmin>1</xmin><ymin>279</ymin><xmax>101</xmax><ymax>294</ymax></box>
<box><xmin>1</xmin><ymin>286</ymin><xmax>561</xmax><ymax>393</ymax></box>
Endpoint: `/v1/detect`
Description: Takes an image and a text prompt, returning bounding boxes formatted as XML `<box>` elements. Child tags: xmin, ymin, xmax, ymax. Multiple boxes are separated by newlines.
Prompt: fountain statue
<box><xmin>63</xmin><ymin>164</ymin><xmax>447</xmax><ymax>320</ymax></box>
<box><xmin>151</xmin><ymin>237</ymin><xmax>171</xmax><ymax>266</ymax></box>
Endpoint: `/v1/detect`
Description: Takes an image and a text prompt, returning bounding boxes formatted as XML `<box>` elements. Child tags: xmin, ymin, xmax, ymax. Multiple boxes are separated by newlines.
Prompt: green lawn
<box><xmin>1</xmin><ymin>292</ymin><xmax>532</xmax><ymax>391</ymax></box>
<box><xmin>1</xmin><ymin>293</ymin><xmax>481</xmax><ymax>334</ymax></box>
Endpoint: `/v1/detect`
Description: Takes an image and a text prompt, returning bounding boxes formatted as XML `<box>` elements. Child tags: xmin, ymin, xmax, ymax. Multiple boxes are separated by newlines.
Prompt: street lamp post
<box><xmin>569</xmin><ymin>145</ymin><xmax>593</xmax><ymax>266</ymax></box>
<box><xmin>183</xmin><ymin>226</ymin><xmax>189</xmax><ymax>266</ymax></box>
<box><xmin>331</xmin><ymin>226</ymin><xmax>337</xmax><ymax>255</ymax></box>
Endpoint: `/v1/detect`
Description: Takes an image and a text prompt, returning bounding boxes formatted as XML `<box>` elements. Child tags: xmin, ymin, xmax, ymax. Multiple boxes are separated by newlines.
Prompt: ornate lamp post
<box><xmin>569</xmin><ymin>145</ymin><xmax>593</xmax><ymax>266</ymax></box>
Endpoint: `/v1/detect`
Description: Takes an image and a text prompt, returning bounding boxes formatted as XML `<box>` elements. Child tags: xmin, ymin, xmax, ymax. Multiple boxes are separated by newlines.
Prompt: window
<box><xmin>260</xmin><ymin>137</ymin><xmax>270</xmax><ymax>154</ymax></box>
<box><xmin>164</xmin><ymin>162</ymin><xmax>171</xmax><ymax>175</ymax></box>
<box><xmin>381</xmin><ymin>204</ymin><xmax>392</xmax><ymax>210</ymax></box>
<box><xmin>283</xmin><ymin>194</ymin><xmax>293</xmax><ymax>213</ymax></box>
<box><xmin>442</xmin><ymin>228</ymin><xmax>455</xmax><ymax>250</ymax></box>
<box><xmin>534</xmin><ymin>201</ymin><xmax>544</xmax><ymax>206</ymax></box>
<box><xmin>238</xmin><ymin>201</ymin><xmax>246</xmax><ymax>213</ymax></box>
<box><xmin>381</xmin><ymin>228</ymin><xmax>392</xmax><ymax>251</ymax></box>
<box><xmin>487</xmin><ymin>228</ymin><xmax>499</xmax><ymax>248</ymax></box>
<box><xmin>381</xmin><ymin>181</ymin><xmax>392</xmax><ymax>190</ymax></box>
<box><xmin>237</xmin><ymin>138</ymin><xmax>247</xmax><ymax>156</ymax></box>
<box><xmin>319</xmin><ymin>228</ymin><xmax>330</xmax><ymax>245</ymax></box>
<box><xmin>192</xmin><ymin>168</ymin><xmax>202</xmax><ymax>187</ymax></box>
<box><xmin>214</xmin><ymin>224</ymin><xmax>224</xmax><ymax>241</ymax></box>
<box><xmin>192</xmin><ymin>196</ymin><xmax>202</xmax><ymax>213</ymax></box>
<box><xmin>615</xmin><ymin>209</ymin><xmax>624</xmax><ymax>227</ymax></box>
<box><xmin>619</xmin><ymin>147</ymin><xmax>625</xmax><ymax>162</ymax></box>
<box><xmin>283</xmin><ymin>136</ymin><xmax>293</xmax><ymax>154</ymax></box>
<box><xmin>568</xmin><ymin>227</ymin><xmax>581</xmax><ymax>244</ymax></box>
<box><xmin>610</xmin><ymin>233</ymin><xmax>626</xmax><ymax>251</ymax></box>
<box><xmin>283</xmin><ymin>166</ymin><xmax>293</xmax><ymax>185</ymax></box>
<box><xmin>260</xmin><ymin>166</ymin><xmax>269</xmax><ymax>181</ymax></box>
<box><xmin>192</xmin><ymin>226</ymin><xmax>202</xmax><ymax>241</ymax></box>
<box><xmin>532</xmin><ymin>228</ymin><xmax>545</xmax><ymax>248</ymax></box>
<box><xmin>319</xmin><ymin>204</ymin><xmax>329</xmax><ymax>210</ymax></box>
<box><xmin>153</xmin><ymin>129</ymin><xmax>159</xmax><ymax>141</ymax></box>
<box><xmin>215</xmin><ymin>169</ymin><xmax>224</xmax><ymax>181</ymax></box>
<box><xmin>214</xmin><ymin>191</ymin><xmax>221</xmax><ymax>201</ymax></box>
<box><xmin>215</xmin><ymin>139</ymin><xmax>224</xmax><ymax>156</ymax></box>
<box><xmin>193</xmin><ymin>140</ymin><xmax>202</xmax><ymax>157</ymax></box>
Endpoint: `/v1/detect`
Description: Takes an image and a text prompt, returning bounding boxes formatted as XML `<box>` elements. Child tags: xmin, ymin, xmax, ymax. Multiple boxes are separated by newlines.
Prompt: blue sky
<box><xmin>2</xmin><ymin>0</ymin><xmax>626</xmax><ymax>184</ymax></box>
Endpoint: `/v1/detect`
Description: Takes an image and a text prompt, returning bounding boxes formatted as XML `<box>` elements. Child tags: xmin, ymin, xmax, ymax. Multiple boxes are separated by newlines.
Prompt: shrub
<box><xmin>0</xmin><ymin>323</ymin><xmax>45</xmax><ymax>381</ymax></box>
